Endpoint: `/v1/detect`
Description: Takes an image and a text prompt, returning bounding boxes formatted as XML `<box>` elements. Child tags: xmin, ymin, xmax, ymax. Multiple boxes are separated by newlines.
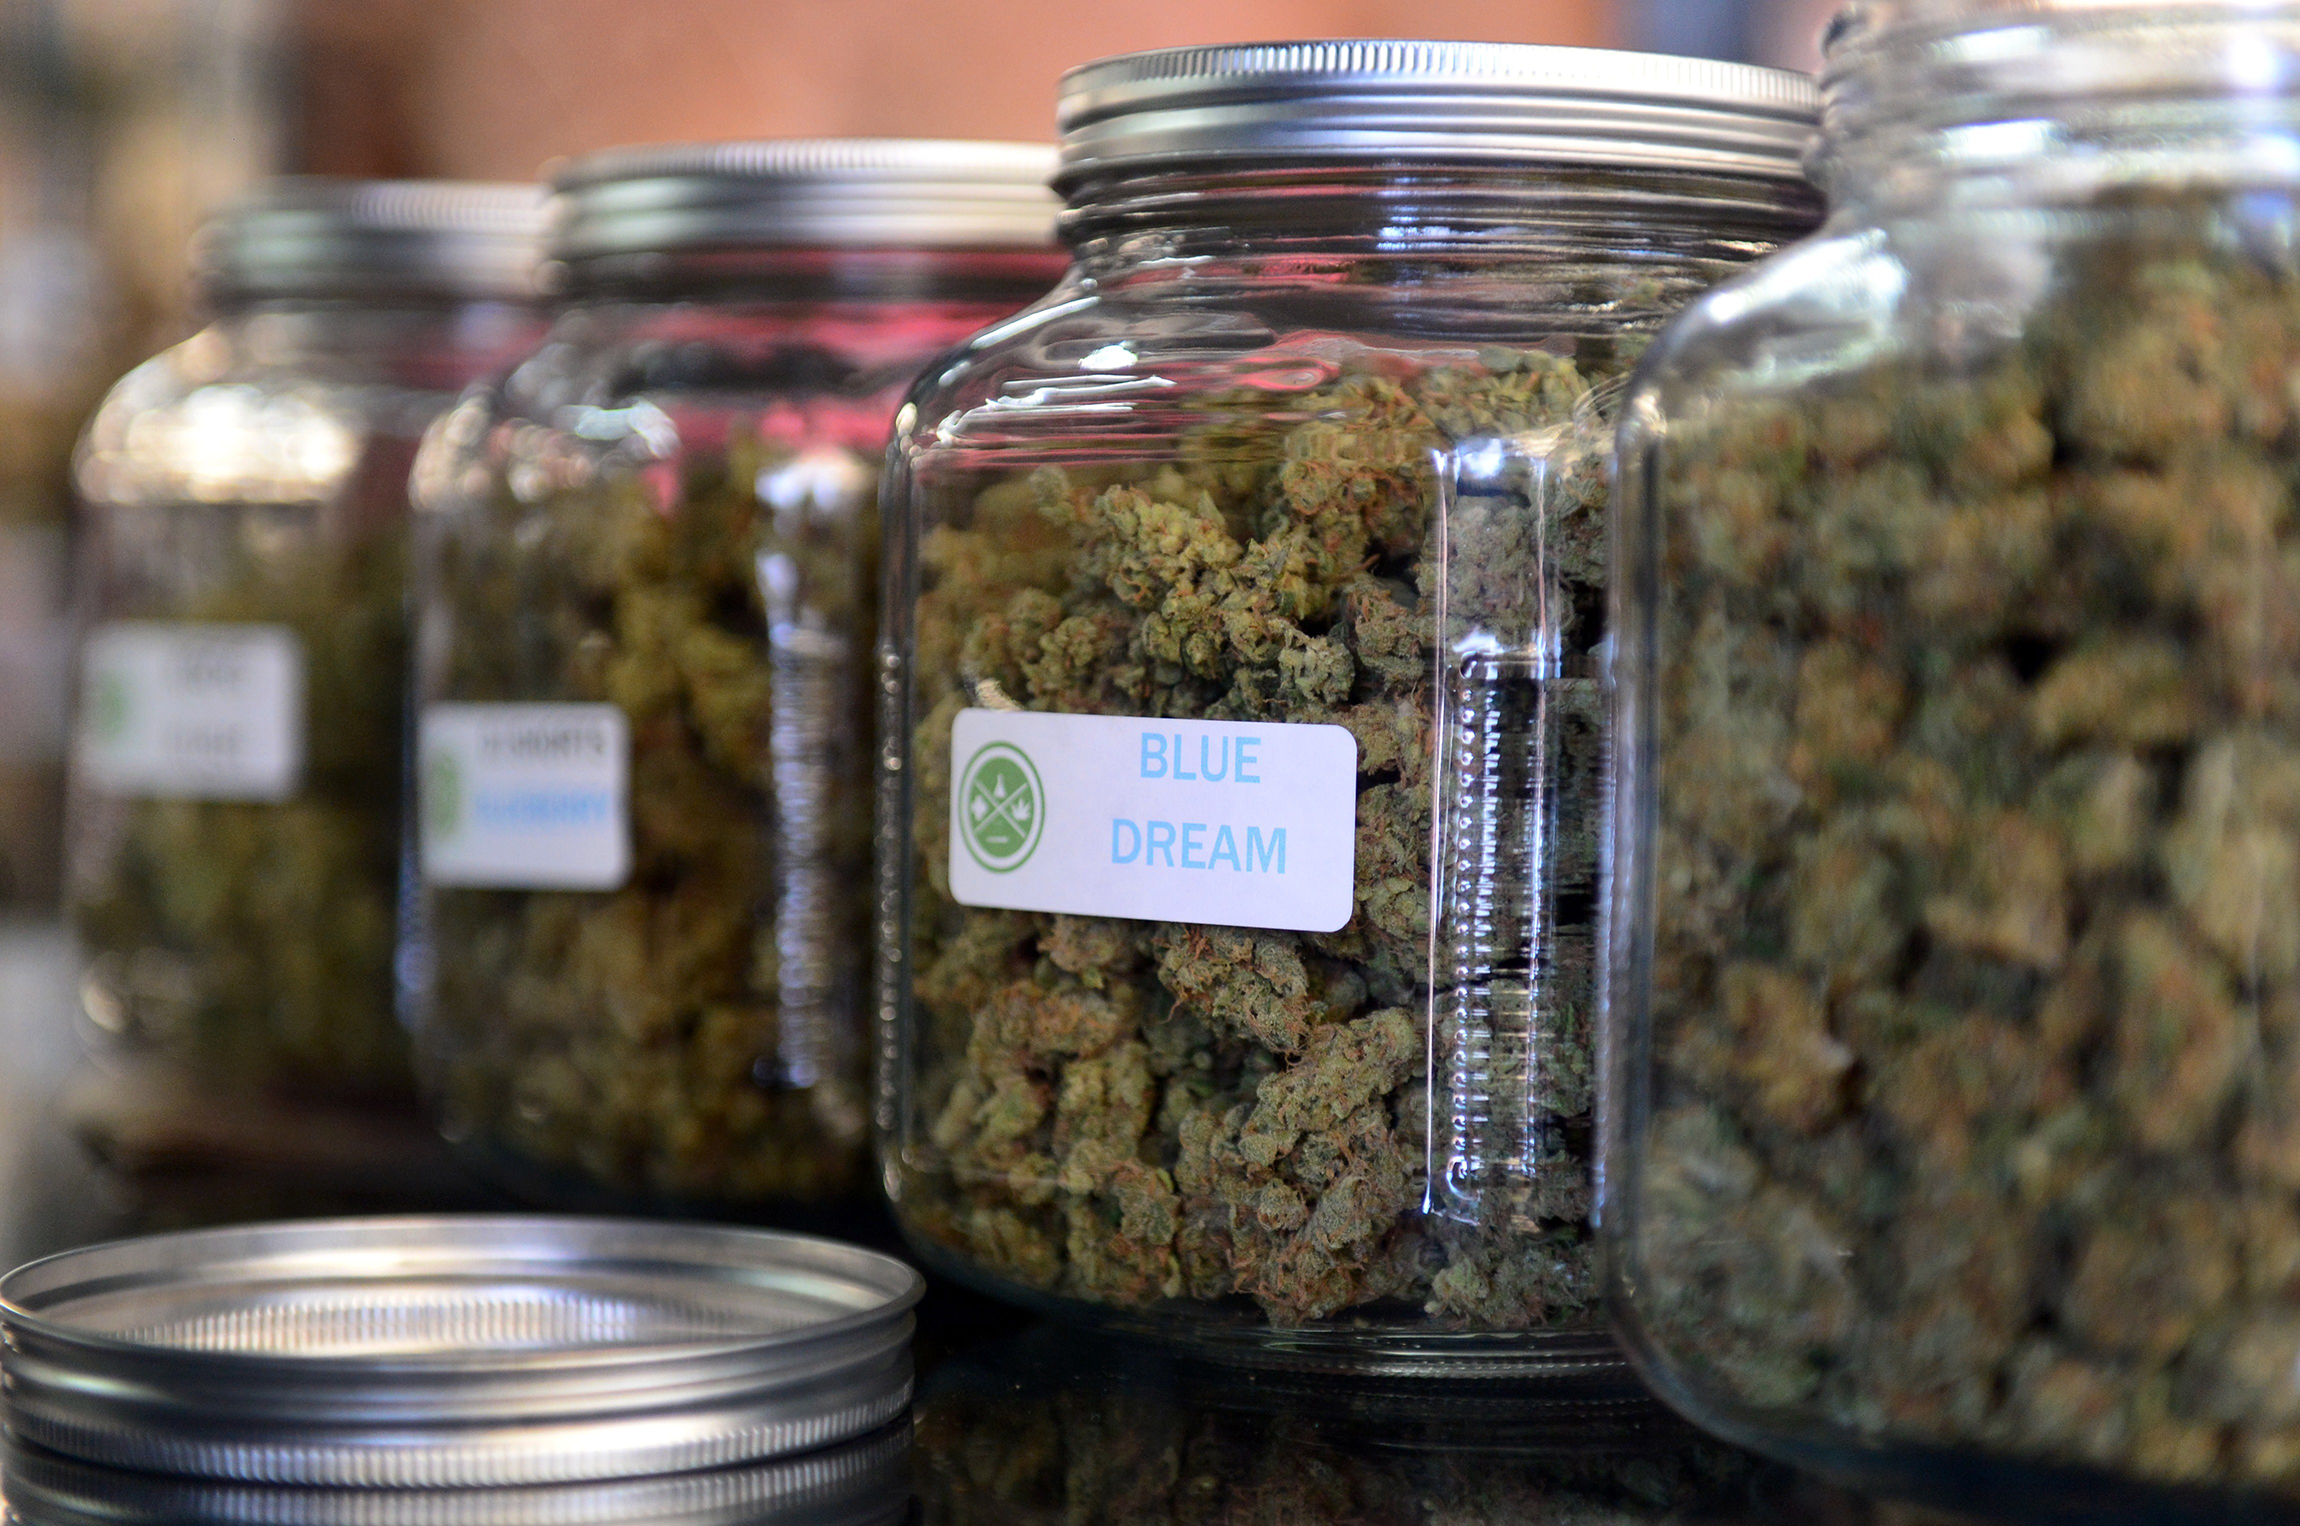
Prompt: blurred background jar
<box><xmin>67</xmin><ymin>179</ymin><xmax>546</xmax><ymax>1105</ymax></box>
<box><xmin>1605</xmin><ymin>0</ymin><xmax>2300</xmax><ymax>1511</ymax></box>
<box><xmin>0</xmin><ymin>0</ymin><xmax>278</xmax><ymax>921</ymax></box>
<box><xmin>876</xmin><ymin>41</ymin><xmax>1818</xmax><ymax>1370</ymax></box>
<box><xmin>405</xmin><ymin>141</ymin><xmax>1065</xmax><ymax>1220</ymax></box>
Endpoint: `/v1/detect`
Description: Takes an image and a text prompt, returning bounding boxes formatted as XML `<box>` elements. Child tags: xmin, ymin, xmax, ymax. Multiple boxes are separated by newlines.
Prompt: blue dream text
<box><xmin>1111</xmin><ymin>819</ymin><xmax>1285</xmax><ymax>873</ymax></box>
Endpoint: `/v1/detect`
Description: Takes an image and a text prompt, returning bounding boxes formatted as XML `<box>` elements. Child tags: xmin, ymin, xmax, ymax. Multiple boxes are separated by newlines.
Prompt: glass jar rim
<box><xmin>542</xmin><ymin>242</ymin><xmax>1071</xmax><ymax>305</ymax></box>
<box><xmin>1818</xmin><ymin>1</ymin><xmax>2300</xmax><ymax>195</ymax></box>
<box><xmin>1822</xmin><ymin>0</ymin><xmax>2289</xmax><ymax>60</ymax></box>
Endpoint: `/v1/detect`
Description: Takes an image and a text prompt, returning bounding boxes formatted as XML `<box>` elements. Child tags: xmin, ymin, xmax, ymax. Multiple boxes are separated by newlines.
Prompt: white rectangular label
<box><xmin>947</xmin><ymin>708</ymin><xmax>1358</xmax><ymax>933</ymax></box>
<box><xmin>77</xmin><ymin>622</ymin><xmax>304</xmax><ymax>800</ymax></box>
<box><xmin>419</xmin><ymin>703</ymin><xmax>629</xmax><ymax>890</ymax></box>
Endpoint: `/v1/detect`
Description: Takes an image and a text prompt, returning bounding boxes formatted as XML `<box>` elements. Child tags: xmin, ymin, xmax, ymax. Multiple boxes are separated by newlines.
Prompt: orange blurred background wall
<box><xmin>293</xmin><ymin>0</ymin><xmax>1617</xmax><ymax>179</ymax></box>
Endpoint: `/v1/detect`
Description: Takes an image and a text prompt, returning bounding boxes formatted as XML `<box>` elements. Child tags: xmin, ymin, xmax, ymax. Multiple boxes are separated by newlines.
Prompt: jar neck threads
<box><xmin>1061</xmin><ymin>165</ymin><xmax>1820</xmax><ymax>273</ymax></box>
<box><xmin>194</xmin><ymin>299</ymin><xmax>544</xmax><ymax>392</ymax></box>
<box><xmin>551</xmin><ymin>245</ymin><xmax>1070</xmax><ymax>307</ymax></box>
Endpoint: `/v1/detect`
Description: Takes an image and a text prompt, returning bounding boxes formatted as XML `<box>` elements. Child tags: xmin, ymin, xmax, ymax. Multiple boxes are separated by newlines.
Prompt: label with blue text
<box><xmin>419</xmin><ymin>703</ymin><xmax>629</xmax><ymax>889</ymax></box>
<box><xmin>946</xmin><ymin>708</ymin><xmax>1357</xmax><ymax>933</ymax></box>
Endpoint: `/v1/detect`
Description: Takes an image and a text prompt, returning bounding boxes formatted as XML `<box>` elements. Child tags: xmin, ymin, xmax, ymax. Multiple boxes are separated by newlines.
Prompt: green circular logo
<box><xmin>958</xmin><ymin>741</ymin><xmax>1045</xmax><ymax>873</ymax></box>
<box><xmin>89</xmin><ymin>670</ymin><xmax>130</xmax><ymax>744</ymax></box>
<box><xmin>423</xmin><ymin>749</ymin><xmax>464</xmax><ymax>842</ymax></box>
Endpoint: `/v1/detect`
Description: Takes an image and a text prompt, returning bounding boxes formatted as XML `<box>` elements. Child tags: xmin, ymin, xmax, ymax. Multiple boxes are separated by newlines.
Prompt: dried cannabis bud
<box><xmin>899</xmin><ymin>347</ymin><xmax>1626</xmax><ymax>1328</ymax></box>
<box><xmin>71</xmin><ymin>506</ymin><xmax>411</xmax><ymax>1097</ymax></box>
<box><xmin>419</xmin><ymin>429</ymin><xmax>874</xmax><ymax>1205</ymax></box>
<box><xmin>1637</xmin><ymin>219</ymin><xmax>2300</xmax><ymax>1489</ymax></box>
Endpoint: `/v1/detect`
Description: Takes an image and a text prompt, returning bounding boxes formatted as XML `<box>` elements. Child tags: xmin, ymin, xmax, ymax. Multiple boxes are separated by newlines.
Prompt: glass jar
<box><xmin>406</xmin><ymin>141</ymin><xmax>1065</xmax><ymax>1217</ymax></box>
<box><xmin>878</xmin><ymin>42</ymin><xmax>1819</xmax><ymax>1369</ymax></box>
<box><xmin>68</xmin><ymin>180</ymin><xmax>545</xmax><ymax>1100</ymax></box>
<box><xmin>1606</xmin><ymin>1</ymin><xmax>2300</xmax><ymax>1508</ymax></box>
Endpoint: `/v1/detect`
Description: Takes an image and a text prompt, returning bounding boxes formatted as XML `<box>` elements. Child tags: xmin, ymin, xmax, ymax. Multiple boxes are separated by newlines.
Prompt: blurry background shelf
<box><xmin>59</xmin><ymin>1054</ymin><xmax>496</xmax><ymax>1229</ymax></box>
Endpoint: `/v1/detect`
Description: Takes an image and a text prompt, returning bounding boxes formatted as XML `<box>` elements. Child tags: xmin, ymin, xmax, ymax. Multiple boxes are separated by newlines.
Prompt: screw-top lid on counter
<box><xmin>0</xmin><ymin>1216</ymin><xmax>921</xmax><ymax>1488</ymax></box>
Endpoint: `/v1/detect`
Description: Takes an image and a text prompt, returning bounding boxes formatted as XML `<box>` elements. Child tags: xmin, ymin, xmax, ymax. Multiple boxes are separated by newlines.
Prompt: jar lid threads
<box><xmin>548</xmin><ymin>138</ymin><xmax>1062</xmax><ymax>262</ymax></box>
<box><xmin>0</xmin><ymin>1216</ymin><xmax>922</xmax><ymax>1487</ymax></box>
<box><xmin>1054</xmin><ymin>40</ymin><xmax>1821</xmax><ymax>187</ymax></box>
<box><xmin>194</xmin><ymin>178</ymin><xmax>546</xmax><ymax>304</ymax></box>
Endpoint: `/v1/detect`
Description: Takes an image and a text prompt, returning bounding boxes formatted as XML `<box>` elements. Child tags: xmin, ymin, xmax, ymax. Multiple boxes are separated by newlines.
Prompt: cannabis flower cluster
<box><xmin>898</xmin><ymin>348</ymin><xmax>1626</xmax><ymax>1330</ymax></box>
<box><xmin>1637</xmin><ymin>222</ymin><xmax>2300</xmax><ymax>1489</ymax></box>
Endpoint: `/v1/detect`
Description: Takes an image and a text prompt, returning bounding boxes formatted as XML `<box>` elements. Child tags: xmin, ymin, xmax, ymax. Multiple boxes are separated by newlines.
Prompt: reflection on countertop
<box><xmin>0</xmin><ymin>921</ymin><xmax>1963</xmax><ymax>1526</ymax></box>
<box><xmin>918</xmin><ymin>1323</ymin><xmax>1742</xmax><ymax>1523</ymax></box>
<box><xmin>907</xmin><ymin>1290</ymin><xmax>1954</xmax><ymax>1526</ymax></box>
<box><xmin>0</xmin><ymin>1293</ymin><xmax>1962</xmax><ymax>1526</ymax></box>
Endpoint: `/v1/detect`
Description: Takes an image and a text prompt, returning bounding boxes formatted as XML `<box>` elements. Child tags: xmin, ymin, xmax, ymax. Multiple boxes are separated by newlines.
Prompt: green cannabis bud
<box><xmin>419</xmin><ymin>430</ymin><xmax>874</xmax><ymax>1206</ymax></box>
<box><xmin>72</xmin><ymin>525</ymin><xmax>411</xmax><ymax>1097</ymax></box>
<box><xmin>897</xmin><ymin>346</ymin><xmax>1628</xmax><ymax>1330</ymax></box>
<box><xmin>1637</xmin><ymin>216</ymin><xmax>2300</xmax><ymax>1489</ymax></box>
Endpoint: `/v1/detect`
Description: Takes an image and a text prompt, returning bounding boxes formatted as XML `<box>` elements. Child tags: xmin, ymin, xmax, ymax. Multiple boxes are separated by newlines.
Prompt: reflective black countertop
<box><xmin>903</xmin><ymin>1280</ymin><xmax>1933</xmax><ymax>1526</ymax></box>
<box><xmin>4</xmin><ymin>1293</ymin><xmax>1949</xmax><ymax>1525</ymax></box>
<box><xmin>0</xmin><ymin>922</ymin><xmax>1948</xmax><ymax>1526</ymax></box>
<box><xmin>0</xmin><ymin>1234</ymin><xmax>1952</xmax><ymax>1526</ymax></box>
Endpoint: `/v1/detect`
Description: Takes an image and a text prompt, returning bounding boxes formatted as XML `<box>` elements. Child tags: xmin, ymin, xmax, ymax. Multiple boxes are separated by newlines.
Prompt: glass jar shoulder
<box><xmin>944</xmin><ymin>270</ymin><xmax>1678</xmax><ymax>415</ymax></box>
<box><xmin>76</xmin><ymin>329</ymin><xmax>405</xmax><ymax>513</ymax></box>
<box><xmin>490</xmin><ymin>293</ymin><xmax>1046</xmax><ymax>435</ymax></box>
<box><xmin>428</xmin><ymin>294</ymin><xmax>989</xmax><ymax>532</ymax></box>
<box><xmin>1617</xmin><ymin>202</ymin><xmax>2224</xmax><ymax>447</ymax></box>
<box><xmin>1620</xmin><ymin>223</ymin><xmax>1928</xmax><ymax>428</ymax></box>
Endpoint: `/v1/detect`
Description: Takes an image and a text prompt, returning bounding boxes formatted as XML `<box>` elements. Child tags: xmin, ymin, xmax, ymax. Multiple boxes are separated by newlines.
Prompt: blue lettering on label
<box><xmin>1248</xmin><ymin>826</ymin><xmax>1285</xmax><ymax>874</ymax></box>
<box><xmin>473</xmin><ymin>788</ymin><xmax>613</xmax><ymax>829</ymax></box>
<box><xmin>1137</xmin><ymin>728</ymin><xmax>1263</xmax><ymax>783</ymax></box>
<box><xmin>1108</xmin><ymin>818</ymin><xmax>1287</xmax><ymax>874</ymax></box>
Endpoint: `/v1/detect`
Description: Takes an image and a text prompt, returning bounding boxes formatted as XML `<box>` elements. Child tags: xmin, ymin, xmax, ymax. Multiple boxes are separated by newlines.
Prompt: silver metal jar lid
<box><xmin>549</xmin><ymin>139</ymin><xmax>1061</xmax><ymax>262</ymax></box>
<box><xmin>194</xmin><ymin>179</ymin><xmax>547</xmax><ymax>304</ymax></box>
<box><xmin>0</xmin><ymin>1216</ymin><xmax>921</xmax><ymax>1488</ymax></box>
<box><xmin>1055</xmin><ymin>40</ymin><xmax>1820</xmax><ymax>186</ymax></box>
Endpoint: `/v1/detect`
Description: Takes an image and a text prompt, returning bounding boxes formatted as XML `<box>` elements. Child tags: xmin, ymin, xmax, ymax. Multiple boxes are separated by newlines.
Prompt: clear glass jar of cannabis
<box><xmin>1605</xmin><ymin>0</ymin><xmax>2300</xmax><ymax>1507</ymax></box>
<box><xmin>879</xmin><ymin>42</ymin><xmax>1819</xmax><ymax>1368</ymax></box>
<box><xmin>68</xmin><ymin>180</ymin><xmax>545</xmax><ymax>1101</ymax></box>
<box><xmin>405</xmin><ymin>141</ymin><xmax>1064</xmax><ymax>1217</ymax></box>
